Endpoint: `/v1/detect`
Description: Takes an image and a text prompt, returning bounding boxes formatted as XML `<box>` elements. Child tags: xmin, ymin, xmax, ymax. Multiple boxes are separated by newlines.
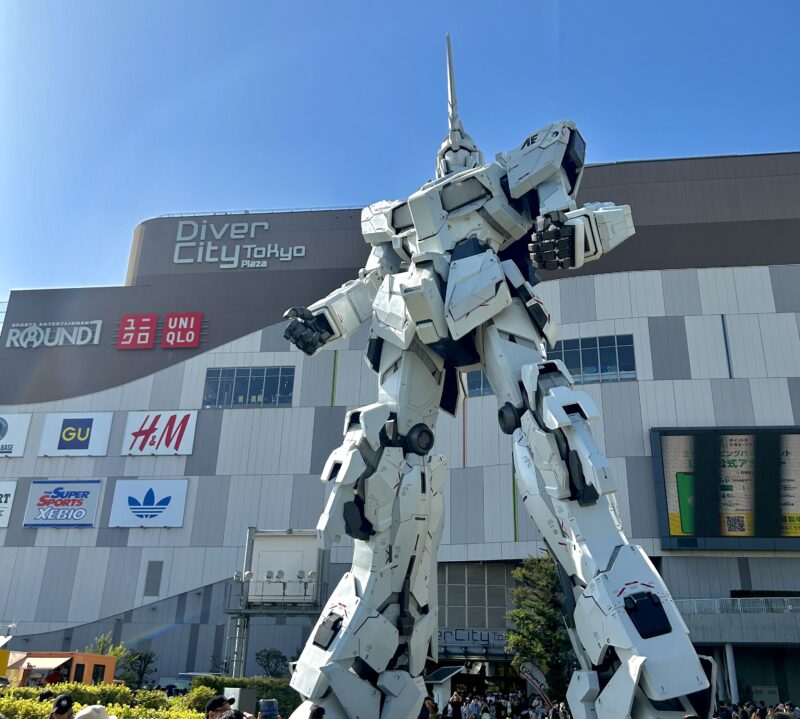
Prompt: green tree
<box><xmin>506</xmin><ymin>555</ymin><xmax>575</xmax><ymax>700</ymax></box>
<box><xmin>84</xmin><ymin>631</ymin><xmax>130</xmax><ymax>675</ymax></box>
<box><xmin>254</xmin><ymin>648</ymin><xmax>289</xmax><ymax>677</ymax></box>
<box><xmin>119</xmin><ymin>649</ymin><xmax>159</xmax><ymax>689</ymax></box>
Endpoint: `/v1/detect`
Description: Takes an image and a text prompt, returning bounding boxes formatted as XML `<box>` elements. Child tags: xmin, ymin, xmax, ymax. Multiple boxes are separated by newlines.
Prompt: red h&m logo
<box><xmin>128</xmin><ymin>412</ymin><xmax>191</xmax><ymax>453</ymax></box>
<box><xmin>162</xmin><ymin>312</ymin><xmax>202</xmax><ymax>349</ymax></box>
<box><xmin>117</xmin><ymin>314</ymin><xmax>158</xmax><ymax>349</ymax></box>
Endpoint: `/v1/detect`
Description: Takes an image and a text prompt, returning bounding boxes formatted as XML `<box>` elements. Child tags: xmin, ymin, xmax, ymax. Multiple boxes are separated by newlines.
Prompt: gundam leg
<box><xmin>289</xmin><ymin>339</ymin><xmax>446</xmax><ymax>719</ymax></box>
<box><xmin>479</xmin><ymin>304</ymin><xmax>713</xmax><ymax>719</ymax></box>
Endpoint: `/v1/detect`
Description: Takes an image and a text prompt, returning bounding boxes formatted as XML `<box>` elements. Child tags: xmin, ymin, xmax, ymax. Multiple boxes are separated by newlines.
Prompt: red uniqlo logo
<box><xmin>162</xmin><ymin>312</ymin><xmax>202</xmax><ymax>348</ymax></box>
<box><xmin>117</xmin><ymin>314</ymin><xmax>158</xmax><ymax>349</ymax></box>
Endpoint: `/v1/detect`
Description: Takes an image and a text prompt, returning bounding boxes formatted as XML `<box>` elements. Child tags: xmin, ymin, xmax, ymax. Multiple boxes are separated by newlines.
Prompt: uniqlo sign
<box><xmin>122</xmin><ymin>411</ymin><xmax>198</xmax><ymax>455</ymax></box>
<box><xmin>162</xmin><ymin>312</ymin><xmax>202</xmax><ymax>348</ymax></box>
<box><xmin>117</xmin><ymin>314</ymin><xmax>157</xmax><ymax>349</ymax></box>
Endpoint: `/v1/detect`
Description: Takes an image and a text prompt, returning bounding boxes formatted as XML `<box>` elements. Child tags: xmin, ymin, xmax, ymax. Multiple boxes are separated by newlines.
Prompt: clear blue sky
<box><xmin>1</xmin><ymin>0</ymin><xmax>798</xmax><ymax>301</ymax></box>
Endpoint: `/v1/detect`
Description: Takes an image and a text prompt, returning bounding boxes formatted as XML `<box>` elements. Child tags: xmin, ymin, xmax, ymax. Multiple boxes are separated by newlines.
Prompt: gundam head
<box><xmin>435</xmin><ymin>34</ymin><xmax>484</xmax><ymax>178</ymax></box>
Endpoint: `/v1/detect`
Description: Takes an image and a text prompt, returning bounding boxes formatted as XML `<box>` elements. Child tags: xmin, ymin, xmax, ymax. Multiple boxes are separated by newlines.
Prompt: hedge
<box><xmin>0</xmin><ymin>683</ymin><xmax>204</xmax><ymax>719</ymax></box>
<box><xmin>189</xmin><ymin>675</ymin><xmax>302</xmax><ymax>715</ymax></box>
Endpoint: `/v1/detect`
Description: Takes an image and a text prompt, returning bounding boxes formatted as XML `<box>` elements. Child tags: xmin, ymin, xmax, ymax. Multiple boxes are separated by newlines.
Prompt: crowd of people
<box><xmin>714</xmin><ymin>699</ymin><xmax>800</xmax><ymax>718</ymax></box>
<box><xmin>4</xmin><ymin>687</ymin><xmax>800</xmax><ymax>719</ymax></box>
<box><xmin>420</xmin><ymin>691</ymin><xmax>572</xmax><ymax>719</ymax></box>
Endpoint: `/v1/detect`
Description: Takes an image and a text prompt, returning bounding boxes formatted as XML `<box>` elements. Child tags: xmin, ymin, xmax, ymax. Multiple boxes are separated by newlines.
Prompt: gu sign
<box><xmin>122</xmin><ymin>410</ymin><xmax>198</xmax><ymax>455</ymax></box>
<box><xmin>5</xmin><ymin>320</ymin><xmax>102</xmax><ymax>349</ymax></box>
<box><xmin>39</xmin><ymin>413</ymin><xmax>113</xmax><ymax>456</ymax></box>
<box><xmin>172</xmin><ymin>219</ymin><xmax>306</xmax><ymax>270</ymax></box>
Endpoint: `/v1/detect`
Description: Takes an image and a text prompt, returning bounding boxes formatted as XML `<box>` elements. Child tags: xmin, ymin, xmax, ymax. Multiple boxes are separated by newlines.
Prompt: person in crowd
<box><xmin>449</xmin><ymin>691</ymin><xmax>464</xmax><ymax>719</ymax></box>
<box><xmin>207</xmin><ymin>696</ymin><xmax>237</xmax><ymax>719</ymax></box>
<box><xmin>468</xmin><ymin>696</ymin><xmax>482</xmax><ymax>719</ymax></box>
<box><xmin>49</xmin><ymin>694</ymin><xmax>74</xmax><ymax>719</ymax></box>
<box><xmin>480</xmin><ymin>697</ymin><xmax>491</xmax><ymax>719</ymax></box>
<box><xmin>424</xmin><ymin>697</ymin><xmax>440</xmax><ymax>719</ymax></box>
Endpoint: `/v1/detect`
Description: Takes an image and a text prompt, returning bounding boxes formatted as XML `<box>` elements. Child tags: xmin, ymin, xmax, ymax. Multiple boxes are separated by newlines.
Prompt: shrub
<box><xmin>189</xmin><ymin>675</ymin><xmax>302</xmax><ymax>715</ymax></box>
<box><xmin>171</xmin><ymin>686</ymin><xmax>217</xmax><ymax>713</ymax></box>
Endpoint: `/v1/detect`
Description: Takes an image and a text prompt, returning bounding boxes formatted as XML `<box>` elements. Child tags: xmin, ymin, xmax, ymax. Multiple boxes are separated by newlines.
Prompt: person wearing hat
<box><xmin>49</xmin><ymin>694</ymin><xmax>74</xmax><ymax>719</ymax></box>
<box><xmin>207</xmin><ymin>696</ymin><xmax>236</xmax><ymax>719</ymax></box>
<box><xmin>74</xmin><ymin>707</ymin><xmax>117</xmax><ymax>719</ymax></box>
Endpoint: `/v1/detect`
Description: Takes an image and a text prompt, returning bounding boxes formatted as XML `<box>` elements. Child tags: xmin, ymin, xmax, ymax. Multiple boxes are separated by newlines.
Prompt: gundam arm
<box><xmin>284</xmin><ymin>243</ymin><xmax>401</xmax><ymax>355</ymax></box>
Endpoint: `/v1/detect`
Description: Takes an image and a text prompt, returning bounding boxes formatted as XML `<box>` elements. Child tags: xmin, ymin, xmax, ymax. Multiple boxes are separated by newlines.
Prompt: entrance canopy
<box><xmin>9</xmin><ymin>655</ymin><xmax>70</xmax><ymax>671</ymax></box>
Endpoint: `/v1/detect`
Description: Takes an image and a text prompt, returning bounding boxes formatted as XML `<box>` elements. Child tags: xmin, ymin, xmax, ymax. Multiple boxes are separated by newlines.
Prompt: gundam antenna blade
<box><xmin>446</xmin><ymin>33</ymin><xmax>463</xmax><ymax>132</ymax></box>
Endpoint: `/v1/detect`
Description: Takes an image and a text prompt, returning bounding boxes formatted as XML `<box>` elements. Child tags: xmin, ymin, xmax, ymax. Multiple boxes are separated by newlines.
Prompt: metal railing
<box><xmin>0</xmin><ymin>300</ymin><xmax>7</xmax><ymax>335</ymax></box>
<box><xmin>674</xmin><ymin>597</ymin><xmax>800</xmax><ymax>615</ymax></box>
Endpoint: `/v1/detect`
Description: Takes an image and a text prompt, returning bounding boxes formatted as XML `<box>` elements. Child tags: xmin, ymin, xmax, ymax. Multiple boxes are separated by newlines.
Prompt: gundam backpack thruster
<box><xmin>283</xmin><ymin>36</ymin><xmax>715</xmax><ymax>719</ymax></box>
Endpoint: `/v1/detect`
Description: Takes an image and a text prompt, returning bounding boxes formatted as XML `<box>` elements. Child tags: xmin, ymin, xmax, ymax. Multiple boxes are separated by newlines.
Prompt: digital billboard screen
<box><xmin>652</xmin><ymin>427</ymin><xmax>800</xmax><ymax>550</ymax></box>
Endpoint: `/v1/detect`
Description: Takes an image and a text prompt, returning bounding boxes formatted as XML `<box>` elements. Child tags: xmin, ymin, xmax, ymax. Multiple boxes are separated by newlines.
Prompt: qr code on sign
<box><xmin>726</xmin><ymin>515</ymin><xmax>746</xmax><ymax>533</ymax></box>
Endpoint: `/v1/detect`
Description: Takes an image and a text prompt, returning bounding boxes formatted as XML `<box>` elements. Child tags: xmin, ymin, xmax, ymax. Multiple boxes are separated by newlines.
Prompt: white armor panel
<box><xmin>445</xmin><ymin>249</ymin><xmax>511</xmax><ymax>339</ymax></box>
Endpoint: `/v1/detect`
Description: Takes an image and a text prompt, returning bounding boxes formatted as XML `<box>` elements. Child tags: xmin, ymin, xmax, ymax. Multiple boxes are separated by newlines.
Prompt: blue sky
<box><xmin>1</xmin><ymin>0</ymin><xmax>798</xmax><ymax>301</ymax></box>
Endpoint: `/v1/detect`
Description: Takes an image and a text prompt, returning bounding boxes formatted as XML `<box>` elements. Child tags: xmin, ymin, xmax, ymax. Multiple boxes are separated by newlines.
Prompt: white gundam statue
<box><xmin>284</xmin><ymin>37</ymin><xmax>713</xmax><ymax>719</ymax></box>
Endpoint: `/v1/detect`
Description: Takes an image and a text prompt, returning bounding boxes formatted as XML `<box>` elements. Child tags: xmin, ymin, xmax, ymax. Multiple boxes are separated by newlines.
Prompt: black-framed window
<box><xmin>202</xmin><ymin>366</ymin><xmax>295</xmax><ymax>408</ymax></box>
<box><xmin>465</xmin><ymin>370</ymin><xmax>493</xmax><ymax>397</ymax></box>
<box><xmin>547</xmin><ymin>334</ymin><xmax>635</xmax><ymax>383</ymax></box>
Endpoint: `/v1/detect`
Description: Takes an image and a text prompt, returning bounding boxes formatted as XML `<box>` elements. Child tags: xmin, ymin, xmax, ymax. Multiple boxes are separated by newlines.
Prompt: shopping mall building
<box><xmin>0</xmin><ymin>152</ymin><xmax>798</xmax><ymax>703</ymax></box>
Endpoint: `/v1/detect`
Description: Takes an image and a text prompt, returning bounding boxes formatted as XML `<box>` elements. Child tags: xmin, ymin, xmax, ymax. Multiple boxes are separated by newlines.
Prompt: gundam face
<box><xmin>283</xmin><ymin>35</ymin><xmax>713</xmax><ymax>719</ymax></box>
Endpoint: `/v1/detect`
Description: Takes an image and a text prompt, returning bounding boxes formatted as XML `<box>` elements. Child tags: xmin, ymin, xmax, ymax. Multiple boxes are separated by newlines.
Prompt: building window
<box><xmin>547</xmin><ymin>334</ymin><xmax>635</xmax><ymax>384</ymax></box>
<box><xmin>438</xmin><ymin>562</ymin><xmax>516</xmax><ymax>630</ymax></box>
<box><xmin>143</xmin><ymin>560</ymin><xmax>164</xmax><ymax>597</ymax></box>
<box><xmin>465</xmin><ymin>370</ymin><xmax>493</xmax><ymax>397</ymax></box>
<box><xmin>202</xmin><ymin>366</ymin><xmax>295</xmax><ymax>408</ymax></box>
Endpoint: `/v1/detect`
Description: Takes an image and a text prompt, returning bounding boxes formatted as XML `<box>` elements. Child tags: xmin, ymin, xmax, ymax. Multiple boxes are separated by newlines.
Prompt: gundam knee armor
<box><xmin>289</xmin><ymin>395</ymin><xmax>446</xmax><ymax>719</ymax></box>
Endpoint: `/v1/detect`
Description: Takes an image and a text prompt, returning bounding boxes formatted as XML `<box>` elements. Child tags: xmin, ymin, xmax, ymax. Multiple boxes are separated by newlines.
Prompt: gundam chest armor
<box><xmin>284</xmin><ymin>36</ymin><xmax>714</xmax><ymax>719</ymax></box>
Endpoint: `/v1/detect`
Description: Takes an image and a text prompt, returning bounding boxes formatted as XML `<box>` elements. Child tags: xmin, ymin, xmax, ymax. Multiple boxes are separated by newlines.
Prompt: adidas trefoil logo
<box><xmin>128</xmin><ymin>488</ymin><xmax>172</xmax><ymax>519</ymax></box>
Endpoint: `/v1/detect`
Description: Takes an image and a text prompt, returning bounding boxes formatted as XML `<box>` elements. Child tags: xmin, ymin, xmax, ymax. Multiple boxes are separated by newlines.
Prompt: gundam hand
<box><xmin>528</xmin><ymin>221</ymin><xmax>576</xmax><ymax>271</ymax></box>
<box><xmin>283</xmin><ymin>307</ymin><xmax>335</xmax><ymax>356</ymax></box>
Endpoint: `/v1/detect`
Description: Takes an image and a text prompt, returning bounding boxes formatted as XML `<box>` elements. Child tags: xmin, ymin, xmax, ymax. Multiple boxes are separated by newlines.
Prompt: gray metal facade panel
<box><xmin>710</xmin><ymin>378</ymin><xmax>756</xmax><ymax>425</ymax></box>
<box><xmin>190</xmin><ymin>476</ymin><xmax>231</xmax><ymax>547</ymax></box>
<box><xmin>789</xmin><ymin>377</ymin><xmax>800</xmax><ymax>424</ymax></box>
<box><xmin>661</xmin><ymin>269</ymin><xmax>702</xmax><ymax>316</ymax></box>
<box><xmin>184</xmin><ymin>409</ymin><xmax>224</xmax><ymax>476</ymax></box>
<box><xmin>299</xmin><ymin>351</ymin><xmax>335</xmax><ymax>407</ymax></box>
<box><xmin>95</xmin><ymin>476</ymin><xmax>130</xmax><ymax>548</ymax></box>
<box><xmin>93</xmin><ymin>412</ymin><xmax>129</xmax><ymax>476</ymax></box>
<box><xmin>149</xmin><ymin>363</ymin><xmax>186</xmax><ymax>409</ymax></box>
<box><xmin>100</xmin><ymin>547</ymin><xmax>143</xmax><ymax>617</ymax></box>
<box><xmin>4</xmin><ymin>477</ymin><xmax>37</xmax><ymax>547</ymax></box>
<box><xmin>260</xmin><ymin>323</ymin><xmax>291</xmax><ymax>352</ymax></box>
<box><xmin>624</xmin><ymin>456</ymin><xmax>659</xmax><ymax>538</ymax></box>
<box><xmin>600</xmin><ymin>383</ymin><xmax>645</xmax><ymax>457</ymax></box>
<box><xmin>559</xmin><ymin>276</ymin><xmax>596</xmax><ymax>324</ymax></box>
<box><xmin>35</xmin><ymin>547</ymin><xmax>81</xmax><ymax>622</ymax></box>
<box><xmin>309</xmin><ymin>406</ymin><xmax>347</xmax><ymax>475</ymax></box>
<box><xmin>770</xmin><ymin>265</ymin><xmax>800</xmax><ymax>312</ymax></box>
<box><xmin>448</xmin><ymin>467</ymin><xmax>484</xmax><ymax>545</ymax></box>
<box><xmin>290</xmin><ymin>474</ymin><xmax>326</xmax><ymax>530</ymax></box>
<box><xmin>648</xmin><ymin>316</ymin><xmax>692</xmax><ymax>380</ymax></box>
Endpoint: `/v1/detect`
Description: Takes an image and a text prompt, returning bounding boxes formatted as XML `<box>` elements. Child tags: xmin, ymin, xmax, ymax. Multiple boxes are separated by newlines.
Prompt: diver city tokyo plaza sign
<box><xmin>122</xmin><ymin>411</ymin><xmax>197</xmax><ymax>455</ymax></box>
<box><xmin>172</xmin><ymin>219</ymin><xmax>306</xmax><ymax>270</ymax></box>
<box><xmin>38</xmin><ymin>413</ymin><xmax>113</xmax><ymax>457</ymax></box>
<box><xmin>5</xmin><ymin>320</ymin><xmax>103</xmax><ymax>349</ymax></box>
<box><xmin>109</xmin><ymin>479</ymin><xmax>188</xmax><ymax>527</ymax></box>
<box><xmin>0</xmin><ymin>414</ymin><xmax>32</xmax><ymax>457</ymax></box>
<box><xmin>24</xmin><ymin>480</ymin><xmax>101</xmax><ymax>527</ymax></box>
